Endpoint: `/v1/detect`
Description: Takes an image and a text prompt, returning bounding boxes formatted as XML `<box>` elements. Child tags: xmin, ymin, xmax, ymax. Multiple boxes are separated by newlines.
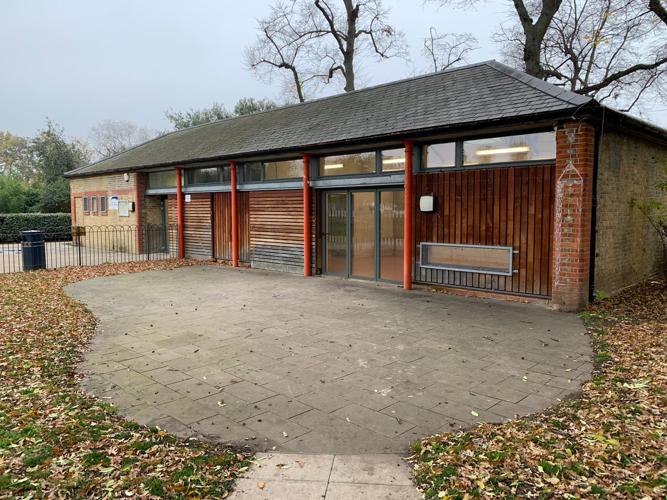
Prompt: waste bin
<box><xmin>21</xmin><ymin>230</ymin><xmax>46</xmax><ymax>271</ymax></box>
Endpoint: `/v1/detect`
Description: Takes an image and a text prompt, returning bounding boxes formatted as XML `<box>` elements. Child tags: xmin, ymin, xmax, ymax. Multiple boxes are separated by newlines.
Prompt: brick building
<box><xmin>66</xmin><ymin>61</ymin><xmax>667</xmax><ymax>311</ymax></box>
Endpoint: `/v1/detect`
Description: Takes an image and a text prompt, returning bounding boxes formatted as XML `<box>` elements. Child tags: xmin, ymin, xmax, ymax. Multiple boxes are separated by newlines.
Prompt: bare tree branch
<box><xmin>246</xmin><ymin>0</ymin><xmax>407</xmax><ymax>99</ymax></box>
<box><xmin>422</xmin><ymin>27</ymin><xmax>478</xmax><ymax>72</ymax></box>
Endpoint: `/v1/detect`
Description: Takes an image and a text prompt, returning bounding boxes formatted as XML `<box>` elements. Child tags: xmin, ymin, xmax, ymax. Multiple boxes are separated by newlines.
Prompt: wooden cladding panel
<box><xmin>212</xmin><ymin>192</ymin><xmax>250</xmax><ymax>262</ymax></box>
<box><xmin>414</xmin><ymin>164</ymin><xmax>554</xmax><ymax>297</ymax></box>
<box><xmin>249</xmin><ymin>190</ymin><xmax>304</xmax><ymax>271</ymax></box>
<box><xmin>168</xmin><ymin>194</ymin><xmax>212</xmax><ymax>259</ymax></box>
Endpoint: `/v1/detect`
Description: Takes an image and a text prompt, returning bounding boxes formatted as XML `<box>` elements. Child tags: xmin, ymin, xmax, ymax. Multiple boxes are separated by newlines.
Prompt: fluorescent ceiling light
<box><xmin>324</xmin><ymin>163</ymin><xmax>344</xmax><ymax>170</ymax></box>
<box><xmin>382</xmin><ymin>158</ymin><xmax>405</xmax><ymax>164</ymax></box>
<box><xmin>476</xmin><ymin>146</ymin><xmax>530</xmax><ymax>156</ymax></box>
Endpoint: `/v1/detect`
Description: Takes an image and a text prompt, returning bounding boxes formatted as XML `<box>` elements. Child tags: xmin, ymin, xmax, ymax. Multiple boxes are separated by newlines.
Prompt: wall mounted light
<box><xmin>123</xmin><ymin>172</ymin><xmax>130</xmax><ymax>182</ymax></box>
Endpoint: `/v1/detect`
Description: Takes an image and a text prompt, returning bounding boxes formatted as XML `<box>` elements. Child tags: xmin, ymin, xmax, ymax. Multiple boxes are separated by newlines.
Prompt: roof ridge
<box><xmin>484</xmin><ymin>60</ymin><xmax>592</xmax><ymax>107</ymax></box>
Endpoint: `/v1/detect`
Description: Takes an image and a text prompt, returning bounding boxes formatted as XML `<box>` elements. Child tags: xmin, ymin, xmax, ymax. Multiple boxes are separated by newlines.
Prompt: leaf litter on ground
<box><xmin>410</xmin><ymin>280</ymin><xmax>667</xmax><ymax>499</ymax></box>
<box><xmin>0</xmin><ymin>260</ymin><xmax>251</xmax><ymax>498</ymax></box>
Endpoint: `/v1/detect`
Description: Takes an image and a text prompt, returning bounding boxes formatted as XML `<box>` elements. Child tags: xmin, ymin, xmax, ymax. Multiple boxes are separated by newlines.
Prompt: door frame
<box><xmin>320</xmin><ymin>186</ymin><xmax>403</xmax><ymax>283</ymax></box>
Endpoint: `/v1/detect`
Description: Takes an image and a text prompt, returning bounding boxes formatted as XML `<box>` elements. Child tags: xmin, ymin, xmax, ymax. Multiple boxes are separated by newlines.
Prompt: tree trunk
<box><xmin>343</xmin><ymin>0</ymin><xmax>359</xmax><ymax>92</ymax></box>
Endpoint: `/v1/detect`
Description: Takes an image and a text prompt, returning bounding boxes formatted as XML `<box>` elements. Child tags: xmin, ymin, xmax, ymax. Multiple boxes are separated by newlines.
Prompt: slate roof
<box><xmin>66</xmin><ymin>60</ymin><xmax>593</xmax><ymax>177</ymax></box>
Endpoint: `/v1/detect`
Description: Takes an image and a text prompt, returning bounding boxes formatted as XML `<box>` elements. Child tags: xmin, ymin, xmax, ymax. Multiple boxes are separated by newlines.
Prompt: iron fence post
<box><xmin>147</xmin><ymin>225</ymin><xmax>151</xmax><ymax>261</ymax></box>
<box><xmin>75</xmin><ymin>226</ymin><xmax>83</xmax><ymax>266</ymax></box>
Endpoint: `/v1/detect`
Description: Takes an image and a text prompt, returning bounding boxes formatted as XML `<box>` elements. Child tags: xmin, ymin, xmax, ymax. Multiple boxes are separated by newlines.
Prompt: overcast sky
<box><xmin>1</xmin><ymin>0</ymin><xmax>664</xmax><ymax>142</ymax></box>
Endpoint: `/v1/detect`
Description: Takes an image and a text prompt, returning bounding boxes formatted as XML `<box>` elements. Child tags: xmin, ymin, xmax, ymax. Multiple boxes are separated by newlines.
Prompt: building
<box><xmin>65</xmin><ymin>61</ymin><xmax>667</xmax><ymax>311</ymax></box>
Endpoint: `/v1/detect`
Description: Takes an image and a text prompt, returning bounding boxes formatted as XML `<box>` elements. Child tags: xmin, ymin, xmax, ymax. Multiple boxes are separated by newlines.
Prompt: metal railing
<box><xmin>0</xmin><ymin>224</ymin><xmax>179</xmax><ymax>274</ymax></box>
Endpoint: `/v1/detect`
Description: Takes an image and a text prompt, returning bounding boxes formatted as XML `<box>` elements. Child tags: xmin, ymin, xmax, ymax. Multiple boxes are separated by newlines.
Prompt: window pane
<box><xmin>320</xmin><ymin>152</ymin><xmax>376</xmax><ymax>177</ymax></box>
<box><xmin>463</xmin><ymin>132</ymin><xmax>556</xmax><ymax>165</ymax></box>
<box><xmin>242</xmin><ymin>162</ymin><xmax>263</xmax><ymax>182</ymax></box>
<box><xmin>148</xmin><ymin>170</ymin><xmax>177</xmax><ymax>189</ymax></box>
<box><xmin>381</xmin><ymin>148</ymin><xmax>405</xmax><ymax>172</ymax></box>
<box><xmin>221</xmin><ymin>165</ymin><xmax>231</xmax><ymax>183</ymax></box>
<box><xmin>380</xmin><ymin>190</ymin><xmax>404</xmax><ymax>281</ymax></box>
<box><xmin>83</xmin><ymin>197</ymin><xmax>89</xmax><ymax>212</ymax></box>
<box><xmin>189</xmin><ymin>167</ymin><xmax>220</xmax><ymax>185</ymax></box>
<box><xmin>264</xmin><ymin>159</ymin><xmax>303</xmax><ymax>180</ymax></box>
<box><xmin>423</xmin><ymin>142</ymin><xmax>456</xmax><ymax>168</ymax></box>
<box><xmin>351</xmin><ymin>191</ymin><xmax>375</xmax><ymax>278</ymax></box>
<box><xmin>421</xmin><ymin>243</ymin><xmax>513</xmax><ymax>275</ymax></box>
<box><xmin>100</xmin><ymin>196</ymin><xmax>107</xmax><ymax>212</ymax></box>
<box><xmin>91</xmin><ymin>196</ymin><xmax>98</xmax><ymax>213</ymax></box>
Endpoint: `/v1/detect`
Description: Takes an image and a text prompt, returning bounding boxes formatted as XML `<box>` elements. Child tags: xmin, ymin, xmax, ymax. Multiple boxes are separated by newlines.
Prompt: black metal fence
<box><xmin>0</xmin><ymin>224</ymin><xmax>179</xmax><ymax>274</ymax></box>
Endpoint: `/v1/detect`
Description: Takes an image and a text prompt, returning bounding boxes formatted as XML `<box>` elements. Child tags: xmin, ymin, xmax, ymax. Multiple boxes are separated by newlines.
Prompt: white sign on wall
<box><xmin>109</xmin><ymin>196</ymin><xmax>119</xmax><ymax>210</ymax></box>
<box><xmin>185</xmin><ymin>194</ymin><xmax>192</xmax><ymax>203</ymax></box>
<box><xmin>117</xmin><ymin>200</ymin><xmax>130</xmax><ymax>217</ymax></box>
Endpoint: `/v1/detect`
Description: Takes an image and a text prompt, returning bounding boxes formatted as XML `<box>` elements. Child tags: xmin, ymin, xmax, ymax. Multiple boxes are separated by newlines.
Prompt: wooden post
<box><xmin>403</xmin><ymin>142</ymin><xmax>413</xmax><ymax>290</ymax></box>
<box><xmin>303</xmin><ymin>154</ymin><xmax>312</xmax><ymax>277</ymax></box>
<box><xmin>231</xmin><ymin>161</ymin><xmax>239</xmax><ymax>267</ymax></box>
<box><xmin>176</xmin><ymin>167</ymin><xmax>185</xmax><ymax>259</ymax></box>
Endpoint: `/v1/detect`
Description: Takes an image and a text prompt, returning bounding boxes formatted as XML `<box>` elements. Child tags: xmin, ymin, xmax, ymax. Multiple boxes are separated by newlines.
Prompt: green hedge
<box><xmin>0</xmin><ymin>213</ymin><xmax>72</xmax><ymax>242</ymax></box>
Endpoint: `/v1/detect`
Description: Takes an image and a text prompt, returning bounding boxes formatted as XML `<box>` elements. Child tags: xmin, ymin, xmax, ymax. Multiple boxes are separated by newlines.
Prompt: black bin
<box><xmin>21</xmin><ymin>230</ymin><xmax>46</xmax><ymax>271</ymax></box>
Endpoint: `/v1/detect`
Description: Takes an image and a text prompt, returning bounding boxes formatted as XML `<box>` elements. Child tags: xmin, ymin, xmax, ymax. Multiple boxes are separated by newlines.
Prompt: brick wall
<box><xmin>552</xmin><ymin>121</ymin><xmax>595</xmax><ymax>311</ymax></box>
<box><xmin>69</xmin><ymin>172</ymin><xmax>139</xmax><ymax>226</ymax></box>
<box><xmin>594</xmin><ymin>131</ymin><xmax>667</xmax><ymax>294</ymax></box>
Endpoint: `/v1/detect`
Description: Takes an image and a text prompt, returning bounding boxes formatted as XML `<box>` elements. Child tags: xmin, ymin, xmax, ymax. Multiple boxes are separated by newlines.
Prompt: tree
<box><xmin>428</xmin><ymin>0</ymin><xmax>563</xmax><ymax>79</ymax></box>
<box><xmin>0</xmin><ymin>132</ymin><xmax>32</xmax><ymax>180</ymax></box>
<box><xmin>499</xmin><ymin>0</ymin><xmax>667</xmax><ymax>110</ymax></box>
<box><xmin>246</xmin><ymin>0</ymin><xmax>407</xmax><ymax>101</ymax></box>
<box><xmin>0</xmin><ymin>175</ymin><xmax>32</xmax><ymax>213</ymax></box>
<box><xmin>90</xmin><ymin>120</ymin><xmax>154</xmax><ymax>159</ymax></box>
<box><xmin>423</xmin><ymin>28</ymin><xmax>477</xmax><ymax>72</ymax></box>
<box><xmin>233</xmin><ymin>97</ymin><xmax>278</xmax><ymax>116</ymax></box>
<box><xmin>165</xmin><ymin>98</ymin><xmax>278</xmax><ymax>130</ymax></box>
<box><xmin>649</xmin><ymin>0</ymin><xmax>667</xmax><ymax>25</ymax></box>
<box><xmin>164</xmin><ymin>103</ymin><xmax>231</xmax><ymax>130</ymax></box>
<box><xmin>432</xmin><ymin>0</ymin><xmax>667</xmax><ymax>110</ymax></box>
<box><xmin>30</xmin><ymin>121</ymin><xmax>91</xmax><ymax>212</ymax></box>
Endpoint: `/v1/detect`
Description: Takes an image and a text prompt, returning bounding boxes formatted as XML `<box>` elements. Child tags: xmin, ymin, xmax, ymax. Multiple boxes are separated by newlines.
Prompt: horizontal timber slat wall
<box><xmin>249</xmin><ymin>190</ymin><xmax>304</xmax><ymax>272</ymax></box>
<box><xmin>213</xmin><ymin>192</ymin><xmax>250</xmax><ymax>262</ymax></box>
<box><xmin>168</xmin><ymin>194</ymin><xmax>212</xmax><ymax>259</ymax></box>
<box><xmin>414</xmin><ymin>164</ymin><xmax>554</xmax><ymax>297</ymax></box>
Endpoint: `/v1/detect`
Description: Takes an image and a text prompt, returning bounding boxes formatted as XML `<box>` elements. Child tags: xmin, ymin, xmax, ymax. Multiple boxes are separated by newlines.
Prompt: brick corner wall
<box><xmin>594</xmin><ymin>130</ymin><xmax>667</xmax><ymax>293</ymax></box>
<box><xmin>551</xmin><ymin>120</ymin><xmax>595</xmax><ymax>311</ymax></box>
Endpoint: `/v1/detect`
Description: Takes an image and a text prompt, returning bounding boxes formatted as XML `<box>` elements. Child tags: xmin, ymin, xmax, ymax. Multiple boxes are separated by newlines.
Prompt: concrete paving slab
<box><xmin>67</xmin><ymin>265</ymin><xmax>591</xmax><ymax>454</ymax></box>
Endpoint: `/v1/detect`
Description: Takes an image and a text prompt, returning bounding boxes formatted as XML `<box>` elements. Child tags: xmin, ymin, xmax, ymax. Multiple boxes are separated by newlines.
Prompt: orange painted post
<box><xmin>403</xmin><ymin>141</ymin><xmax>414</xmax><ymax>290</ymax></box>
<box><xmin>176</xmin><ymin>167</ymin><xmax>185</xmax><ymax>259</ymax></box>
<box><xmin>230</xmin><ymin>161</ymin><xmax>239</xmax><ymax>267</ymax></box>
<box><xmin>303</xmin><ymin>154</ymin><xmax>312</xmax><ymax>277</ymax></box>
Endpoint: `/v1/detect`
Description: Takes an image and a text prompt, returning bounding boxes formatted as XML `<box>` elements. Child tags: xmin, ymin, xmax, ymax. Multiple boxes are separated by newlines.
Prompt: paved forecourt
<box><xmin>67</xmin><ymin>265</ymin><xmax>591</xmax><ymax>454</ymax></box>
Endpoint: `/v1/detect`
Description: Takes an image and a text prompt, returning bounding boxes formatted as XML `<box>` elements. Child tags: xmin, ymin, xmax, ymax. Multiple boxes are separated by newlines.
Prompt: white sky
<box><xmin>1</xmin><ymin>0</ymin><xmax>664</xmax><ymax>141</ymax></box>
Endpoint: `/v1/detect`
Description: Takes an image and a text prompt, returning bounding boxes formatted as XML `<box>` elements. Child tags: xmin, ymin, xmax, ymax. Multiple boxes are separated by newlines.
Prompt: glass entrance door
<box><xmin>323</xmin><ymin>189</ymin><xmax>403</xmax><ymax>282</ymax></box>
<box><xmin>324</xmin><ymin>192</ymin><xmax>347</xmax><ymax>275</ymax></box>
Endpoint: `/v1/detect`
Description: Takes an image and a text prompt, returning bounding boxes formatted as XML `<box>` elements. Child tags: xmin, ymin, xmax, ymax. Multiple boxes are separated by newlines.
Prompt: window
<box><xmin>91</xmin><ymin>196</ymin><xmax>98</xmax><ymax>214</ymax></box>
<box><xmin>381</xmin><ymin>149</ymin><xmax>405</xmax><ymax>172</ymax></box>
<box><xmin>420</xmin><ymin>243</ymin><xmax>513</xmax><ymax>276</ymax></box>
<box><xmin>83</xmin><ymin>196</ymin><xmax>90</xmax><ymax>213</ymax></box>
<box><xmin>463</xmin><ymin>132</ymin><xmax>555</xmax><ymax>165</ymax></box>
<box><xmin>188</xmin><ymin>167</ymin><xmax>221</xmax><ymax>185</ymax></box>
<box><xmin>263</xmin><ymin>159</ymin><xmax>303</xmax><ymax>180</ymax></box>
<box><xmin>241</xmin><ymin>162</ymin><xmax>264</xmax><ymax>183</ymax></box>
<box><xmin>148</xmin><ymin>170</ymin><xmax>177</xmax><ymax>189</ymax></box>
<box><xmin>99</xmin><ymin>195</ymin><xmax>107</xmax><ymax>214</ymax></box>
<box><xmin>320</xmin><ymin>152</ymin><xmax>376</xmax><ymax>177</ymax></box>
<box><xmin>423</xmin><ymin>142</ymin><xmax>456</xmax><ymax>169</ymax></box>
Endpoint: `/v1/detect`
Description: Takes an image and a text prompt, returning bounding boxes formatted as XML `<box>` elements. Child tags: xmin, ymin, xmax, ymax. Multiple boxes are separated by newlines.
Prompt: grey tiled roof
<box><xmin>66</xmin><ymin>60</ymin><xmax>593</xmax><ymax>177</ymax></box>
